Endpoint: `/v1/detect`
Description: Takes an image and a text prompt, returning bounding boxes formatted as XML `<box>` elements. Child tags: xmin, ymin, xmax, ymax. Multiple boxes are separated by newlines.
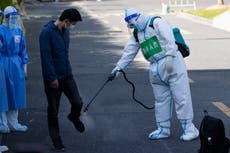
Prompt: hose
<box><xmin>83</xmin><ymin>79</ymin><xmax>110</xmax><ymax>112</ymax></box>
<box><xmin>83</xmin><ymin>70</ymin><xmax>154</xmax><ymax>112</ymax></box>
<box><xmin>120</xmin><ymin>70</ymin><xmax>154</xmax><ymax>110</ymax></box>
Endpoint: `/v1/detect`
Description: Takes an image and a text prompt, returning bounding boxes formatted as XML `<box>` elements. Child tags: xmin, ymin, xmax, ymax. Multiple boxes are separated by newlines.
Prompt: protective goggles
<box><xmin>124</xmin><ymin>13</ymin><xmax>139</xmax><ymax>22</ymax></box>
<box><xmin>5</xmin><ymin>12</ymin><xmax>19</xmax><ymax>18</ymax></box>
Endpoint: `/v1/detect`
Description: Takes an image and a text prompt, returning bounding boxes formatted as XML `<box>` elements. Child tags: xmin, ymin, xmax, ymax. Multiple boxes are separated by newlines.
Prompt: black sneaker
<box><xmin>68</xmin><ymin>114</ymin><xmax>85</xmax><ymax>133</ymax></box>
<box><xmin>53</xmin><ymin>138</ymin><xmax>65</xmax><ymax>152</ymax></box>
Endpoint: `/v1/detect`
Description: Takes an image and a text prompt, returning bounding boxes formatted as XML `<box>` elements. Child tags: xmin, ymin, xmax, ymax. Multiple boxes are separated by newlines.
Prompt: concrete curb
<box><xmin>178</xmin><ymin>11</ymin><xmax>230</xmax><ymax>33</ymax></box>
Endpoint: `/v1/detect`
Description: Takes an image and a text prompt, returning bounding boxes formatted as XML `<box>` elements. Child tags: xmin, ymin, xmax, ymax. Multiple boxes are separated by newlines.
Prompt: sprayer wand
<box><xmin>83</xmin><ymin>79</ymin><xmax>110</xmax><ymax>112</ymax></box>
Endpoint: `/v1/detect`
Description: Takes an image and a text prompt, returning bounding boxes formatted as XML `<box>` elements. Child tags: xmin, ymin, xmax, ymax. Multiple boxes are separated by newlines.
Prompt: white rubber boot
<box><xmin>180</xmin><ymin>119</ymin><xmax>199</xmax><ymax>141</ymax></box>
<box><xmin>7</xmin><ymin>110</ymin><xmax>28</xmax><ymax>132</ymax></box>
<box><xmin>0</xmin><ymin>112</ymin><xmax>10</xmax><ymax>133</ymax></box>
<box><xmin>148</xmin><ymin>121</ymin><xmax>170</xmax><ymax>140</ymax></box>
<box><xmin>0</xmin><ymin>145</ymin><xmax>8</xmax><ymax>152</ymax></box>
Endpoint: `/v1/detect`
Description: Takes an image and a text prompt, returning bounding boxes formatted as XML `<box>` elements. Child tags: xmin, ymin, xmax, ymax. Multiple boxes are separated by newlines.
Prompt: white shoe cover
<box><xmin>0</xmin><ymin>112</ymin><xmax>9</xmax><ymax>133</ymax></box>
<box><xmin>6</xmin><ymin>110</ymin><xmax>28</xmax><ymax>132</ymax></box>
<box><xmin>148</xmin><ymin>128</ymin><xmax>170</xmax><ymax>140</ymax></box>
<box><xmin>0</xmin><ymin>145</ymin><xmax>8</xmax><ymax>152</ymax></box>
<box><xmin>0</xmin><ymin>126</ymin><xmax>10</xmax><ymax>133</ymax></box>
<box><xmin>180</xmin><ymin>122</ymin><xmax>199</xmax><ymax>141</ymax></box>
<box><xmin>10</xmin><ymin>123</ymin><xmax>28</xmax><ymax>132</ymax></box>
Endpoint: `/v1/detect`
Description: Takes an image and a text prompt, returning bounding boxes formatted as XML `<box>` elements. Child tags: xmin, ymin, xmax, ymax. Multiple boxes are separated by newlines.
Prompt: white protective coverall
<box><xmin>111</xmin><ymin>8</ymin><xmax>199</xmax><ymax>141</ymax></box>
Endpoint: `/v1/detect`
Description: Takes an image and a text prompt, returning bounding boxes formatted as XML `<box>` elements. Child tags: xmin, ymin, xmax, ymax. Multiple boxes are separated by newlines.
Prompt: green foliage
<box><xmin>186</xmin><ymin>7</ymin><xmax>229</xmax><ymax>19</ymax></box>
<box><xmin>0</xmin><ymin>0</ymin><xmax>13</xmax><ymax>10</ymax></box>
<box><xmin>0</xmin><ymin>0</ymin><xmax>13</xmax><ymax>23</ymax></box>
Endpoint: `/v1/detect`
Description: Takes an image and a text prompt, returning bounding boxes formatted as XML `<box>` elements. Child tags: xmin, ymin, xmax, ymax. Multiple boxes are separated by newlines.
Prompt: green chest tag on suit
<box><xmin>140</xmin><ymin>36</ymin><xmax>162</xmax><ymax>59</ymax></box>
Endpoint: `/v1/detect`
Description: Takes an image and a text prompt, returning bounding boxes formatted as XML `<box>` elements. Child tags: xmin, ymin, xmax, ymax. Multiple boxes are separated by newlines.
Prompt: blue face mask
<box><xmin>9</xmin><ymin>15</ymin><xmax>18</xmax><ymax>25</ymax></box>
<box><xmin>8</xmin><ymin>16</ymin><xmax>18</xmax><ymax>29</ymax></box>
<box><xmin>10</xmin><ymin>18</ymin><xmax>17</xmax><ymax>25</ymax></box>
<box><xmin>126</xmin><ymin>14</ymin><xmax>140</xmax><ymax>30</ymax></box>
<box><xmin>134</xmin><ymin>24</ymin><xmax>141</xmax><ymax>31</ymax></box>
<box><xmin>67</xmin><ymin>25</ymin><xmax>75</xmax><ymax>30</ymax></box>
<box><xmin>65</xmin><ymin>22</ymin><xmax>75</xmax><ymax>30</ymax></box>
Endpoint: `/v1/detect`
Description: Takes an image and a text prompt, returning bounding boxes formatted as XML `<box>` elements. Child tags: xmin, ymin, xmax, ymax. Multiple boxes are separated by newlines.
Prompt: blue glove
<box><xmin>108</xmin><ymin>67</ymin><xmax>121</xmax><ymax>81</ymax></box>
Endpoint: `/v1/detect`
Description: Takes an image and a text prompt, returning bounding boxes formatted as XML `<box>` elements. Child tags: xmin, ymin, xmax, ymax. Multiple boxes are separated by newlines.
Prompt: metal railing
<box><xmin>168</xmin><ymin>0</ymin><xmax>197</xmax><ymax>10</ymax></box>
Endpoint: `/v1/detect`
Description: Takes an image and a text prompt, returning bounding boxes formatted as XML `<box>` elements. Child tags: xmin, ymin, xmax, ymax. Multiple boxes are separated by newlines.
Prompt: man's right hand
<box><xmin>50</xmin><ymin>79</ymin><xmax>59</xmax><ymax>89</ymax></box>
<box><xmin>108</xmin><ymin>67</ymin><xmax>121</xmax><ymax>81</ymax></box>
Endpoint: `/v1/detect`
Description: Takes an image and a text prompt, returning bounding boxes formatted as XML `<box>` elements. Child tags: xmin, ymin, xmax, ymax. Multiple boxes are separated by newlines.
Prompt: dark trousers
<box><xmin>44</xmin><ymin>76</ymin><xmax>83</xmax><ymax>141</ymax></box>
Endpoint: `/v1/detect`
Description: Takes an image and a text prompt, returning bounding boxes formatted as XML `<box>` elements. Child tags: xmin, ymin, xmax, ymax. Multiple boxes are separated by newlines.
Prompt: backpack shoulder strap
<box><xmin>149</xmin><ymin>16</ymin><xmax>161</xmax><ymax>29</ymax></box>
<box><xmin>133</xmin><ymin>29</ymin><xmax>139</xmax><ymax>42</ymax></box>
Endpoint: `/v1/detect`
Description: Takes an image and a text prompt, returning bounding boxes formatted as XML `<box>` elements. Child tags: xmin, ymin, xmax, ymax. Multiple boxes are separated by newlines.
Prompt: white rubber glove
<box><xmin>165</xmin><ymin>56</ymin><xmax>173</xmax><ymax>74</ymax></box>
<box><xmin>108</xmin><ymin>66</ymin><xmax>121</xmax><ymax>81</ymax></box>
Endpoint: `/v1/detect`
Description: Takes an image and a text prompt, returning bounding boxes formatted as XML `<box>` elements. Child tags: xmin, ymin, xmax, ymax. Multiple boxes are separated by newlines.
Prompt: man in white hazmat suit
<box><xmin>108</xmin><ymin>7</ymin><xmax>199</xmax><ymax>141</ymax></box>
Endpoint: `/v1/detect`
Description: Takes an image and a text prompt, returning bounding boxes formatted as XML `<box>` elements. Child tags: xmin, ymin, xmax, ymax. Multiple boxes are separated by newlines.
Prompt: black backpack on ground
<box><xmin>199</xmin><ymin>110</ymin><xmax>230</xmax><ymax>153</ymax></box>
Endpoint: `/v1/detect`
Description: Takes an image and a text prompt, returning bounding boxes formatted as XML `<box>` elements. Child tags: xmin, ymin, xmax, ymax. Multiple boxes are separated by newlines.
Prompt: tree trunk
<box><xmin>217</xmin><ymin>0</ymin><xmax>224</xmax><ymax>5</ymax></box>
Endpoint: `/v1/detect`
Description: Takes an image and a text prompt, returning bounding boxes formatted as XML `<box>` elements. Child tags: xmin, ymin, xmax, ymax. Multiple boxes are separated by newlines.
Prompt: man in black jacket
<box><xmin>39</xmin><ymin>8</ymin><xmax>85</xmax><ymax>151</ymax></box>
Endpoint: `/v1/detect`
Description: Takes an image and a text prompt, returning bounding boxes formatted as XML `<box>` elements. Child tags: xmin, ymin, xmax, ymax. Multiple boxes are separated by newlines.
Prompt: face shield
<box><xmin>7</xmin><ymin>12</ymin><xmax>19</xmax><ymax>25</ymax></box>
<box><xmin>3</xmin><ymin>6</ymin><xmax>19</xmax><ymax>29</ymax></box>
<box><xmin>125</xmin><ymin>13</ymin><xmax>139</xmax><ymax>29</ymax></box>
<box><xmin>124</xmin><ymin>8</ymin><xmax>149</xmax><ymax>32</ymax></box>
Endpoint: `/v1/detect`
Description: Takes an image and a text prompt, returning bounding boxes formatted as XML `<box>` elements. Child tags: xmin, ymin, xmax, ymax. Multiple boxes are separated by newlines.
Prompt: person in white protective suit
<box><xmin>108</xmin><ymin>7</ymin><xmax>199</xmax><ymax>141</ymax></box>
<box><xmin>0</xmin><ymin>6</ymin><xmax>28</xmax><ymax>133</ymax></box>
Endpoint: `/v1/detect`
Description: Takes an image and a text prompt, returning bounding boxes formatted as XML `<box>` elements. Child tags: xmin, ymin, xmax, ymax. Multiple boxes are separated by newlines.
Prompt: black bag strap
<box><xmin>149</xmin><ymin>16</ymin><xmax>161</xmax><ymax>29</ymax></box>
<box><xmin>133</xmin><ymin>29</ymin><xmax>139</xmax><ymax>42</ymax></box>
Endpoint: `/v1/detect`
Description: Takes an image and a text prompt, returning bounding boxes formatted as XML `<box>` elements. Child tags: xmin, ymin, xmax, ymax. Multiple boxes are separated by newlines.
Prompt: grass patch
<box><xmin>186</xmin><ymin>7</ymin><xmax>229</xmax><ymax>19</ymax></box>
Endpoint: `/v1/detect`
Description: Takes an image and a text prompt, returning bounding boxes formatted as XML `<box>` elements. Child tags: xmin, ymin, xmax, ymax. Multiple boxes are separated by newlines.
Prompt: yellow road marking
<box><xmin>101</xmin><ymin>19</ymin><xmax>109</xmax><ymax>24</ymax></box>
<box><xmin>213</xmin><ymin>102</ymin><xmax>230</xmax><ymax>117</ymax></box>
<box><xmin>111</xmin><ymin>27</ymin><xmax>122</xmax><ymax>31</ymax></box>
<box><xmin>33</xmin><ymin>16</ymin><xmax>41</xmax><ymax>19</ymax></box>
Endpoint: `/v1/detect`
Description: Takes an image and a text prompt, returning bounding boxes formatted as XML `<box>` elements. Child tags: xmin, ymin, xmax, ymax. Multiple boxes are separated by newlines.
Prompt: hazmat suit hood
<box><xmin>124</xmin><ymin>7</ymin><xmax>150</xmax><ymax>32</ymax></box>
<box><xmin>3</xmin><ymin>6</ymin><xmax>19</xmax><ymax>29</ymax></box>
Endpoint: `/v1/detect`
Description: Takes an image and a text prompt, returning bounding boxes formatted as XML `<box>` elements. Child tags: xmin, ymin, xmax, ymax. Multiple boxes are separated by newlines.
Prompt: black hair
<box><xmin>59</xmin><ymin>8</ymin><xmax>82</xmax><ymax>22</ymax></box>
